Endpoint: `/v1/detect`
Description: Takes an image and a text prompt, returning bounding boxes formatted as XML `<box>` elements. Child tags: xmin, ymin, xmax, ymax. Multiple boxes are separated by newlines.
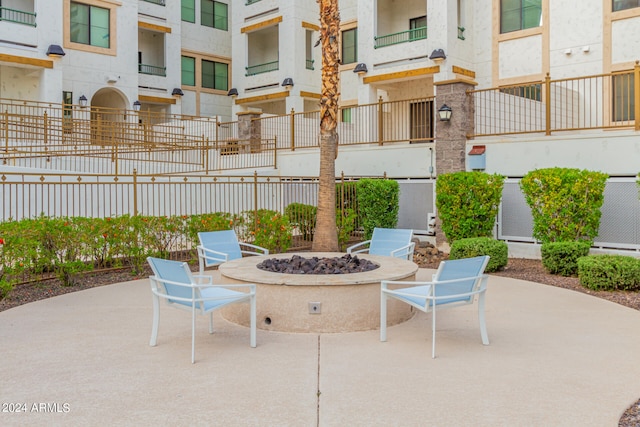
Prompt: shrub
<box><xmin>241</xmin><ymin>209</ymin><xmax>292</xmax><ymax>253</ymax></box>
<box><xmin>337</xmin><ymin>208</ymin><xmax>357</xmax><ymax>251</ymax></box>
<box><xmin>540</xmin><ymin>241</ymin><xmax>591</xmax><ymax>276</ymax></box>
<box><xmin>435</xmin><ymin>171</ymin><xmax>505</xmax><ymax>243</ymax></box>
<box><xmin>285</xmin><ymin>203</ymin><xmax>317</xmax><ymax>241</ymax></box>
<box><xmin>520</xmin><ymin>168</ymin><xmax>608</xmax><ymax>243</ymax></box>
<box><xmin>449</xmin><ymin>237</ymin><xmax>508</xmax><ymax>273</ymax></box>
<box><xmin>578</xmin><ymin>255</ymin><xmax>640</xmax><ymax>291</ymax></box>
<box><xmin>357</xmin><ymin>178</ymin><xmax>399</xmax><ymax>239</ymax></box>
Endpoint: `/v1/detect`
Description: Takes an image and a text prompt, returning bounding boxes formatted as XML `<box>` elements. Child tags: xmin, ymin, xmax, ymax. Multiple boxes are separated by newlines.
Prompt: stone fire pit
<box><xmin>218</xmin><ymin>252</ymin><xmax>418</xmax><ymax>333</ymax></box>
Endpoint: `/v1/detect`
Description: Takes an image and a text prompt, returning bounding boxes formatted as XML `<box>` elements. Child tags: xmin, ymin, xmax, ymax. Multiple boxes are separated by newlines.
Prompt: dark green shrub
<box><xmin>435</xmin><ymin>171</ymin><xmax>505</xmax><ymax>243</ymax></box>
<box><xmin>285</xmin><ymin>203</ymin><xmax>317</xmax><ymax>241</ymax></box>
<box><xmin>356</xmin><ymin>178</ymin><xmax>399</xmax><ymax>239</ymax></box>
<box><xmin>449</xmin><ymin>237</ymin><xmax>508</xmax><ymax>273</ymax></box>
<box><xmin>540</xmin><ymin>241</ymin><xmax>591</xmax><ymax>276</ymax></box>
<box><xmin>578</xmin><ymin>255</ymin><xmax>640</xmax><ymax>291</ymax></box>
<box><xmin>337</xmin><ymin>208</ymin><xmax>357</xmax><ymax>251</ymax></box>
<box><xmin>520</xmin><ymin>168</ymin><xmax>608</xmax><ymax>243</ymax></box>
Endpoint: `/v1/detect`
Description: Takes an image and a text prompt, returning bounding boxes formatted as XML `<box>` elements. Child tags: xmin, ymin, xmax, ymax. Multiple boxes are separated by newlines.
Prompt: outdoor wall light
<box><xmin>227</xmin><ymin>88</ymin><xmax>239</xmax><ymax>97</ymax></box>
<box><xmin>78</xmin><ymin>95</ymin><xmax>88</xmax><ymax>108</ymax></box>
<box><xmin>281</xmin><ymin>78</ymin><xmax>294</xmax><ymax>90</ymax></box>
<box><xmin>353</xmin><ymin>63</ymin><xmax>368</xmax><ymax>75</ymax></box>
<box><xmin>429</xmin><ymin>48</ymin><xmax>446</xmax><ymax>63</ymax></box>
<box><xmin>438</xmin><ymin>104</ymin><xmax>452</xmax><ymax>121</ymax></box>
<box><xmin>133</xmin><ymin>100</ymin><xmax>141</xmax><ymax>111</ymax></box>
<box><xmin>46</xmin><ymin>44</ymin><xmax>66</xmax><ymax>57</ymax></box>
<box><xmin>171</xmin><ymin>88</ymin><xmax>184</xmax><ymax>96</ymax></box>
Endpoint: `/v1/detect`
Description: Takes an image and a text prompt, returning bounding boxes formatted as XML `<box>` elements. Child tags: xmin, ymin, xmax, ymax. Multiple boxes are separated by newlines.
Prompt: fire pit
<box><xmin>218</xmin><ymin>252</ymin><xmax>418</xmax><ymax>333</ymax></box>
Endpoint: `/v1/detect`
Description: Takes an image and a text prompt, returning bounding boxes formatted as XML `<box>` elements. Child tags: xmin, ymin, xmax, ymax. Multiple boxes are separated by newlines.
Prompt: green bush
<box><xmin>356</xmin><ymin>178</ymin><xmax>399</xmax><ymax>239</ymax></box>
<box><xmin>285</xmin><ymin>203</ymin><xmax>317</xmax><ymax>241</ymax></box>
<box><xmin>540</xmin><ymin>241</ymin><xmax>591</xmax><ymax>276</ymax></box>
<box><xmin>578</xmin><ymin>255</ymin><xmax>640</xmax><ymax>291</ymax></box>
<box><xmin>241</xmin><ymin>209</ymin><xmax>292</xmax><ymax>253</ymax></box>
<box><xmin>520</xmin><ymin>168</ymin><xmax>608</xmax><ymax>243</ymax></box>
<box><xmin>337</xmin><ymin>208</ymin><xmax>357</xmax><ymax>251</ymax></box>
<box><xmin>435</xmin><ymin>171</ymin><xmax>505</xmax><ymax>243</ymax></box>
<box><xmin>449</xmin><ymin>237</ymin><xmax>508</xmax><ymax>273</ymax></box>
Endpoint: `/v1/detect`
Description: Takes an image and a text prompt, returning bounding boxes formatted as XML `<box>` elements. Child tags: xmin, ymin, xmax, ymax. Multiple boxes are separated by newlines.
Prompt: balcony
<box><xmin>138</xmin><ymin>63</ymin><xmax>166</xmax><ymax>77</ymax></box>
<box><xmin>142</xmin><ymin>0</ymin><xmax>166</xmax><ymax>5</ymax></box>
<box><xmin>245</xmin><ymin>61</ymin><xmax>279</xmax><ymax>76</ymax></box>
<box><xmin>0</xmin><ymin>6</ymin><xmax>36</xmax><ymax>27</ymax></box>
<box><xmin>246</xmin><ymin>0</ymin><xmax>262</xmax><ymax>4</ymax></box>
<box><xmin>374</xmin><ymin>27</ymin><xmax>427</xmax><ymax>49</ymax></box>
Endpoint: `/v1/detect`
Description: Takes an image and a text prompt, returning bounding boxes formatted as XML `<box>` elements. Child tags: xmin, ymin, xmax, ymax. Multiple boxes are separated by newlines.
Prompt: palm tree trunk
<box><xmin>312</xmin><ymin>0</ymin><xmax>340</xmax><ymax>252</ymax></box>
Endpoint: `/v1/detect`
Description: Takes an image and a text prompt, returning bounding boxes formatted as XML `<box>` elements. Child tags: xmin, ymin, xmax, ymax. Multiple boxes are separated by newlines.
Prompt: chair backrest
<box><xmin>368</xmin><ymin>228</ymin><xmax>413</xmax><ymax>256</ymax></box>
<box><xmin>148</xmin><ymin>257</ymin><xmax>197</xmax><ymax>308</ymax></box>
<box><xmin>432</xmin><ymin>255</ymin><xmax>490</xmax><ymax>305</ymax></box>
<box><xmin>198</xmin><ymin>230</ymin><xmax>242</xmax><ymax>264</ymax></box>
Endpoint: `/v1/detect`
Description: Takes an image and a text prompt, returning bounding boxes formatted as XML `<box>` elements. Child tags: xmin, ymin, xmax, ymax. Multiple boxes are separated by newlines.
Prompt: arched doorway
<box><xmin>88</xmin><ymin>88</ymin><xmax>131</xmax><ymax>146</ymax></box>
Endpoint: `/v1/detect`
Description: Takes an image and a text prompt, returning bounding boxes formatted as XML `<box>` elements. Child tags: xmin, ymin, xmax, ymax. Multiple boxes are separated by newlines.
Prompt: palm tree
<box><xmin>312</xmin><ymin>0</ymin><xmax>340</xmax><ymax>252</ymax></box>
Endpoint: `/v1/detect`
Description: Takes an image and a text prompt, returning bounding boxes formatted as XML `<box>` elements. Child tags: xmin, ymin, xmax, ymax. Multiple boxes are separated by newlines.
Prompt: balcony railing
<box><xmin>142</xmin><ymin>0</ymin><xmax>166</xmax><ymax>5</ymax></box>
<box><xmin>306</xmin><ymin>59</ymin><xmax>315</xmax><ymax>70</ymax></box>
<box><xmin>0</xmin><ymin>7</ymin><xmax>36</xmax><ymax>27</ymax></box>
<box><xmin>138</xmin><ymin>64</ymin><xmax>167</xmax><ymax>77</ymax></box>
<box><xmin>374</xmin><ymin>26</ymin><xmax>427</xmax><ymax>49</ymax></box>
<box><xmin>246</xmin><ymin>0</ymin><xmax>262</xmax><ymax>4</ymax></box>
<box><xmin>245</xmin><ymin>61</ymin><xmax>279</xmax><ymax>76</ymax></box>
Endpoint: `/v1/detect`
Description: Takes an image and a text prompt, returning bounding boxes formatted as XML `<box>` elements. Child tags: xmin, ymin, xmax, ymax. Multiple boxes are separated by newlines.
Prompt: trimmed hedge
<box><xmin>578</xmin><ymin>255</ymin><xmax>640</xmax><ymax>291</ymax></box>
<box><xmin>356</xmin><ymin>178</ymin><xmax>400</xmax><ymax>239</ymax></box>
<box><xmin>541</xmin><ymin>241</ymin><xmax>591</xmax><ymax>277</ymax></box>
<box><xmin>449</xmin><ymin>237</ymin><xmax>508</xmax><ymax>273</ymax></box>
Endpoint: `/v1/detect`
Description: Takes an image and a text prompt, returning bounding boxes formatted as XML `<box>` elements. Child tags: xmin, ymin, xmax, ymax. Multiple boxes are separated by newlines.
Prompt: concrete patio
<box><xmin>1</xmin><ymin>268</ymin><xmax>639</xmax><ymax>426</ymax></box>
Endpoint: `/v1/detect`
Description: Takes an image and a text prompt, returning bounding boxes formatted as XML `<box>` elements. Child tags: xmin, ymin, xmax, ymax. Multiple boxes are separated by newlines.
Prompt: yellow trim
<box><xmin>301</xmin><ymin>21</ymin><xmax>319</xmax><ymax>31</ymax></box>
<box><xmin>138</xmin><ymin>95</ymin><xmax>176</xmax><ymax>105</ymax></box>
<box><xmin>0</xmin><ymin>53</ymin><xmax>53</xmax><ymax>69</ymax></box>
<box><xmin>300</xmin><ymin>91</ymin><xmax>321</xmax><ymax>99</ymax></box>
<box><xmin>363</xmin><ymin>67</ymin><xmax>439</xmax><ymax>84</ymax></box>
<box><xmin>434</xmin><ymin>78</ymin><xmax>478</xmax><ymax>87</ymax></box>
<box><xmin>241</xmin><ymin>16</ymin><xmax>283</xmax><ymax>33</ymax></box>
<box><xmin>235</xmin><ymin>91</ymin><xmax>289</xmax><ymax>105</ymax></box>
<box><xmin>138</xmin><ymin>21</ymin><xmax>172</xmax><ymax>33</ymax></box>
<box><xmin>452</xmin><ymin>65</ymin><xmax>476</xmax><ymax>79</ymax></box>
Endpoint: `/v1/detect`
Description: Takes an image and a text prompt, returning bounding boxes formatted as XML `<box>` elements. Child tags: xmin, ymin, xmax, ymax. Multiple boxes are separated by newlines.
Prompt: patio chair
<box><xmin>380</xmin><ymin>255</ymin><xmax>490</xmax><ymax>358</ymax></box>
<box><xmin>147</xmin><ymin>256</ymin><xmax>256</xmax><ymax>363</ymax></box>
<box><xmin>197</xmin><ymin>229</ymin><xmax>269</xmax><ymax>274</ymax></box>
<box><xmin>346</xmin><ymin>227</ymin><xmax>415</xmax><ymax>260</ymax></box>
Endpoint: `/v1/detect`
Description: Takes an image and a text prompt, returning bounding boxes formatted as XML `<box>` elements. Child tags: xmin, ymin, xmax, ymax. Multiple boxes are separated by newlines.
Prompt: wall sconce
<box><xmin>133</xmin><ymin>100</ymin><xmax>141</xmax><ymax>111</ymax></box>
<box><xmin>438</xmin><ymin>104</ymin><xmax>452</xmax><ymax>121</ymax></box>
<box><xmin>353</xmin><ymin>63</ymin><xmax>368</xmax><ymax>75</ymax></box>
<box><xmin>46</xmin><ymin>44</ymin><xmax>66</xmax><ymax>58</ymax></box>
<box><xmin>78</xmin><ymin>95</ymin><xmax>88</xmax><ymax>108</ymax></box>
<box><xmin>281</xmin><ymin>77</ymin><xmax>294</xmax><ymax>90</ymax></box>
<box><xmin>429</xmin><ymin>48</ymin><xmax>446</xmax><ymax>63</ymax></box>
<box><xmin>227</xmin><ymin>88</ymin><xmax>239</xmax><ymax>98</ymax></box>
<box><xmin>171</xmin><ymin>88</ymin><xmax>184</xmax><ymax>96</ymax></box>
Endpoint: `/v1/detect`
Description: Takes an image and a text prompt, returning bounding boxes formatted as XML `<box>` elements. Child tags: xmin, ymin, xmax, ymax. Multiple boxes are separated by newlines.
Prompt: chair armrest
<box><xmin>197</xmin><ymin>245</ymin><xmax>229</xmax><ymax>263</ymax></box>
<box><xmin>346</xmin><ymin>240</ymin><xmax>372</xmax><ymax>254</ymax></box>
<box><xmin>390</xmin><ymin>242</ymin><xmax>416</xmax><ymax>259</ymax></box>
<box><xmin>239</xmin><ymin>242</ymin><xmax>269</xmax><ymax>256</ymax></box>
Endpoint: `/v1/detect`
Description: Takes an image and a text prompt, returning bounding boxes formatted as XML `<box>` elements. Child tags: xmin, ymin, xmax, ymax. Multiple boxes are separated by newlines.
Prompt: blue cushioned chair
<box><xmin>346</xmin><ymin>227</ymin><xmax>415</xmax><ymax>260</ymax></box>
<box><xmin>380</xmin><ymin>255</ymin><xmax>490</xmax><ymax>358</ymax></box>
<box><xmin>148</xmin><ymin>257</ymin><xmax>256</xmax><ymax>363</ymax></box>
<box><xmin>197</xmin><ymin>229</ymin><xmax>269</xmax><ymax>274</ymax></box>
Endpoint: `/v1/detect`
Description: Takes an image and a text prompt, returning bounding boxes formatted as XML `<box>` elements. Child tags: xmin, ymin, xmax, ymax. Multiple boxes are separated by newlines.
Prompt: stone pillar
<box><xmin>237</xmin><ymin>111</ymin><xmax>262</xmax><ymax>152</ymax></box>
<box><xmin>433</xmin><ymin>80</ymin><xmax>475</xmax><ymax>248</ymax></box>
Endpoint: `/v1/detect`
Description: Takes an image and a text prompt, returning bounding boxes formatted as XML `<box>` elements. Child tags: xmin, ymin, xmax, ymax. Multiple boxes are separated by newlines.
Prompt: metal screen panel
<box><xmin>396</xmin><ymin>179</ymin><xmax>434</xmax><ymax>234</ymax></box>
<box><xmin>594</xmin><ymin>178</ymin><xmax>640</xmax><ymax>249</ymax></box>
<box><xmin>498</xmin><ymin>179</ymin><xmax>535</xmax><ymax>242</ymax></box>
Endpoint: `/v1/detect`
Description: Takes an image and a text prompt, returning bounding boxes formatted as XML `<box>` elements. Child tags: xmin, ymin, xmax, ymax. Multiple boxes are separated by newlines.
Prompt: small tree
<box><xmin>435</xmin><ymin>171</ymin><xmax>505</xmax><ymax>243</ymax></box>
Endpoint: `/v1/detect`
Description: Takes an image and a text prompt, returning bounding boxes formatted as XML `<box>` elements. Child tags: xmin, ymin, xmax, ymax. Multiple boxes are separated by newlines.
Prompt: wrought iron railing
<box><xmin>245</xmin><ymin>61</ymin><xmax>279</xmax><ymax>76</ymax></box>
<box><xmin>374</xmin><ymin>26</ymin><xmax>427</xmax><ymax>48</ymax></box>
<box><xmin>138</xmin><ymin>64</ymin><xmax>167</xmax><ymax>77</ymax></box>
<box><xmin>0</xmin><ymin>6</ymin><xmax>36</xmax><ymax>26</ymax></box>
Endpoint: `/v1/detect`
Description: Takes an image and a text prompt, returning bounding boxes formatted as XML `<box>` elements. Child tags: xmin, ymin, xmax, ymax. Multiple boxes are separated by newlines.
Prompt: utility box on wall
<box><xmin>467</xmin><ymin>145</ymin><xmax>486</xmax><ymax>171</ymax></box>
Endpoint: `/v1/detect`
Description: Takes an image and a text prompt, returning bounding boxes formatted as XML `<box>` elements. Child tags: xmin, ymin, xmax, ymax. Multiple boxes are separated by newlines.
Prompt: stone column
<box><xmin>237</xmin><ymin>111</ymin><xmax>262</xmax><ymax>152</ymax></box>
<box><xmin>433</xmin><ymin>80</ymin><xmax>475</xmax><ymax>248</ymax></box>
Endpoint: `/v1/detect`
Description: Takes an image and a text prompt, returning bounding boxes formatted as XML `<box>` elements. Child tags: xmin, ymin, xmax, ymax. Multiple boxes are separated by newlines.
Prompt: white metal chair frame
<box><xmin>346</xmin><ymin>228</ymin><xmax>415</xmax><ymax>260</ymax></box>
<box><xmin>197</xmin><ymin>230</ymin><xmax>269</xmax><ymax>274</ymax></box>
<box><xmin>380</xmin><ymin>256</ymin><xmax>490</xmax><ymax>358</ymax></box>
<box><xmin>148</xmin><ymin>258</ymin><xmax>256</xmax><ymax>363</ymax></box>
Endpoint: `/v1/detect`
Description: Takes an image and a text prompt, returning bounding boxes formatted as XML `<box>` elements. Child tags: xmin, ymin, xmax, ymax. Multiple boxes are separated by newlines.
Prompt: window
<box><xmin>499</xmin><ymin>84</ymin><xmax>542</xmax><ymax>101</ymax></box>
<box><xmin>202</xmin><ymin>60</ymin><xmax>228</xmax><ymax>91</ymax></box>
<box><xmin>410</xmin><ymin>101</ymin><xmax>434</xmax><ymax>142</ymax></box>
<box><xmin>70</xmin><ymin>2</ymin><xmax>110</xmax><ymax>48</ymax></box>
<box><xmin>181</xmin><ymin>56</ymin><xmax>196</xmax><ymax>86</ymax></box>
<box><xmin>613</xmin><ymin>0</ymin><xmax>640</xmax><ymax>11</ymax></box>
<box><xmin>341</xmin><ymin>28</ymin><xmax>357</xmax><ymax>65</ymax></box>
<box><xmin>500</xmin><ymin>0</ymin><xmax>542</xmax><ymax>33</ymax></box>
<box><xmin>201</xmin><ymin>1</ymin><xmax>227</xmax><ymax>30</ymax></box>
<box><xmin>63</xmin><ymin>91</ymin><xmax>73</xmax><ymax>134</ymax></box>
<box><xmin>182</xmin><ymin>0</ymin><xmax>195</xmax><ymax>23</ymax></box>
<box><xmin>410</xmin><ymin>16</ymin><xmax>427</xmax><ymax>30</ymax></box>
<box><xmin>341</xmin><ymin>108</ymin><xmax>352</xmax><ymax>123</ymax></box>
<box><xmin>612</xmin><ymin>72</ymin><xmax>635</xmax><ymax>122</ymax></box>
